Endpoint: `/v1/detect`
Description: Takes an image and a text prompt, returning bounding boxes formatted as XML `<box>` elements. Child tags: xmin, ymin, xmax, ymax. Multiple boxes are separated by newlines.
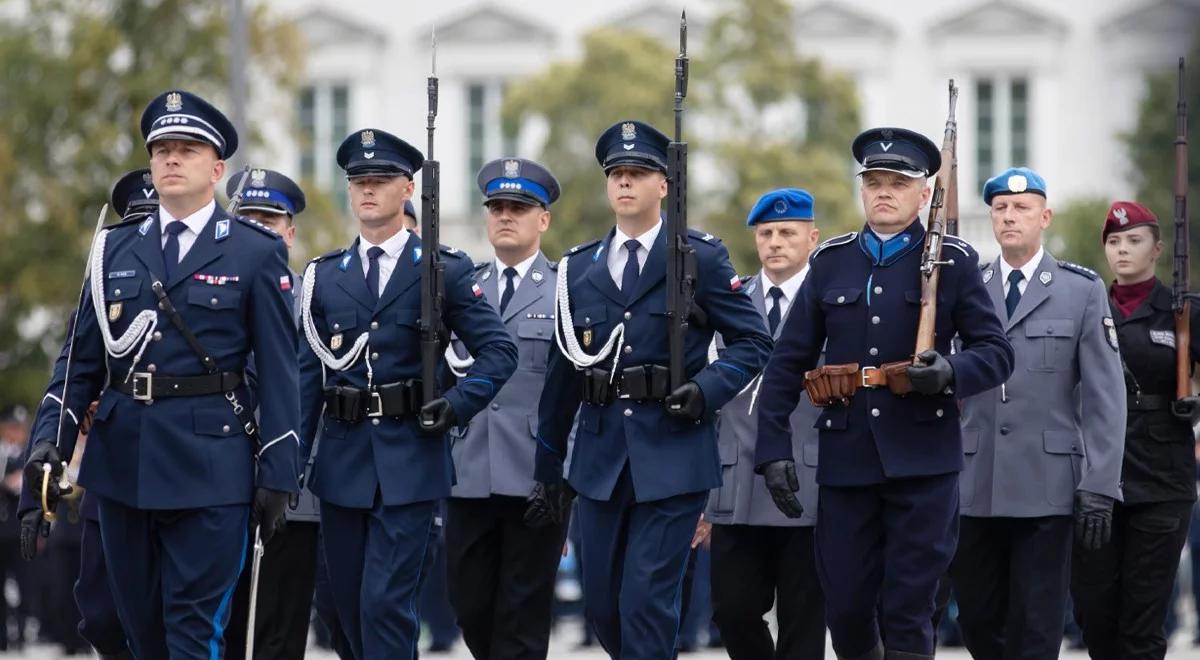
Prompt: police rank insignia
<box><xmin>108</xmin><ymin>302</ymin><xmax>123</xmax><ymax>322</ymax></box>
<box><xmin>480</xmin><ymin>269</ymin><xmax>491</xmax><ymax>282</ymax></box>
<box><xmin>1149</xmin><ymin>329</ymin><xmax>1176</xmax><ymax>348</ymax></box>
<box><xmin>982</xmin><ymin>268</ymin><xmax>994</xmax><ymax>284</ymax></box>
<box><xmin>165</xmin><ymin>92</ymin><xmax>183</xmax><ymax>112</ymax></box>
<box><xmin>531</xmin><ymin>270</ymin><xmax>543</xmax><ymax>283</ymax></box>
<box><xmin>621</xmin><ymin>122</ymin><xmax>637</xmax><ymax>141</ymax></box>
<box><xmin>215</xmin><ymin>219</ymin><xmax>230</xmax><ymax>240</ymax></box>
<box><xmin>1103</xmin><ymin>317</ymin><xmax>1119</xmax><ymax>352</ymax></box>
<box><xmin>360</xmin><ymin>130</ymin><xmax>376</xmax><ymax>148</ymax></box>
<box><xmin>1039</xmin><ymin>271</ymin><xmax>1052</xmax><ymax>285</ymax></box>
<box><xmin>582</xmin><ymin>329</ymin><xmax>593</xmax><ymax>348</ymax></box>
<box><xmin>330</xmin><ymin>333</ymin><xmax>344</xmax><ymax>350</ymax></box>
<box><xmin>250</xmin><ymin>169</ymin><xmax>266</xmax><ymax>187</ymax></box>
<box><xmin>503</xmin><ymin>159</ymin><xmax>520</xmax><ymax>178</ymax></box>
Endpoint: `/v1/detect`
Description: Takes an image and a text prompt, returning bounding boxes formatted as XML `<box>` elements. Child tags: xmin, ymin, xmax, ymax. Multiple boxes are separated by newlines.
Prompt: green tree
<box><xmin>1045</xmin><ymin>197</ymin><xmax>1111</xmax><ymax>275</ymax></box>
<box><xmin>1125</xmin><ymin>35</ymin><xmax>1200</xmax><ymax>284</ymax></box>
<box><xmin>0</xmin><ymin>0</ymin><xmax>301</xmax><ymax>408</ymax></box>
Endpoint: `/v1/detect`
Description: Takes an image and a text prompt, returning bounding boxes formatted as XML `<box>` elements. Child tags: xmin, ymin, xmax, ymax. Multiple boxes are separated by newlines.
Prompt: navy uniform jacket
<box><xmin>756</xmin><ymin>221</ymin><xmax>1014</xmax><ymax>486</ymax></box>
<box><xmin>449</xmin><ymin>253</ymin><xmax>560</xmax><ymax>499</ymax></box>
<box><xmin>533</xmin><ymin>227</ymin><xmax>773</xmax><ymax>503</ymax></box>
<box><xmin>707</xmin><ymin>273</ymin><xmax>819</xmax><ymax>527</ymax></box>
<box><xmin>31</xmin><ymin>206</ymin><xmax>301</xmax><ymax>510</ymax></box>
<box><xmin>298</xmin><ymin>234</ymin><xmax>518</xmax><ymax>509</ymax></box>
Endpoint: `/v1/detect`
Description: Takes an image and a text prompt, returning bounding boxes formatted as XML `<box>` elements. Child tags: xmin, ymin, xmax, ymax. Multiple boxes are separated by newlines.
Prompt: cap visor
<box><xmin>857</xmin><ymin>166</ymin><xmax>927</xmax><ymax>179</ymax></box>
<box><xmin>238</xmin><ymin>203</ymin><xmax>290</xmax><ymax>215</ymax></box>
<box><xmin>484</xmin><ymin>192</ymin><xmax>545</xmax><ymax>207</ymax></box>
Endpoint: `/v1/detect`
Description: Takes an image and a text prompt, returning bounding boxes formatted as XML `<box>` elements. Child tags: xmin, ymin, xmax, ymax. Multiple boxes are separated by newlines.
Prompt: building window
<box><xmin>465</xmin><ymin>80</ymin><xmax>516</xmax><ymax>209</ymax></box>
<box><xmin>296</xmin><ymin>83</ymin><xmax>351</xmax><ymax>210</ymax></box>
<box><xmin>974</xmin><ymin>76</ymin><xmax>1030</xmax><ymax>194</ymax></box>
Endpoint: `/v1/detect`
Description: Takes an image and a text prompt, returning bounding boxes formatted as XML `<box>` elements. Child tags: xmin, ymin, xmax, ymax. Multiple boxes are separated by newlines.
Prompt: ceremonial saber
<box><xmin>244</xmin><ymin>525</ymin><xmax>264</xmax><ymax>657</ymax></box>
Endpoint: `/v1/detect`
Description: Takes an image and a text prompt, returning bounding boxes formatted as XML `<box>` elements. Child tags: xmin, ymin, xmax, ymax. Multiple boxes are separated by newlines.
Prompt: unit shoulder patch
<box><xmin>1057</xmin><ymin>260</ymin><xmax>1099</xmax><ymax>281</ymax></box>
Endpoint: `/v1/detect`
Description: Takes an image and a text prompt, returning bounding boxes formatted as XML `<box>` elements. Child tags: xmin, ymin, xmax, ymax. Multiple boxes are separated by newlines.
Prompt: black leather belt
<box><xmin>323</xmin><ymin>380</ymin><xmax>425</xmax><ymax>423</ymax></box>
<box><xmin>1128</xmin><ymin>394</ymin><xmax>1171</xmax><ymax>411</ymax></box>
<box><xmin>581</xmin><ymin>365</ymin><xmax>671</xmax><ymax>405</ymax></box>
<box><xmin>111</xmin><ymin>371</ymin><xmax>242</xmax><ymax>401</ymax></box>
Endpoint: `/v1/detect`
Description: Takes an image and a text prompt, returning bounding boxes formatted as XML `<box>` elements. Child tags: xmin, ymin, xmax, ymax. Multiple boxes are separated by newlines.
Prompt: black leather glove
<box><xmin>664</xmin><ymin>381</ymin><xmax>705</xmax><ymax>421</ymax></box>
<box><xmin>419</xmin><ymin>398</ymin><xmax>457</xmax><ymax>435</ymax></box>
<box><xmin>23</xmin><ymin>440</ymin><xmax>70</xmax><ymax>508</ymax></box>
<box><xmin>907</xmin><ymin>350</ymin><xmax>954</xmax><ymax>395</ymax></box>
<box><xmin>19</xmin><ymin>509</ymin><xmax>48</xmax><ymax>561</ymax></box>
<box><xmin>1172</xmin><ymin>395</ymin><xmax>1200</xmax><ymax>423</ymax></box>
<box><xmin>762</xmin><ymin>460</ymin><xmax>804</xmax><ymax>519</ymax></box>
<box><xmin>524</xmin><ymin>481</ymin><xmax>575</xmax><ymax>528</ymax></box>
<box><xmin>251</xmin><ymin>488</ymin><xmax>289</xmax><ymax>545</ymax></box>
<box><xmin>1074</xmin><ymin>490</ymin><xmax>1114</xmax><ymax>551</ymax></box>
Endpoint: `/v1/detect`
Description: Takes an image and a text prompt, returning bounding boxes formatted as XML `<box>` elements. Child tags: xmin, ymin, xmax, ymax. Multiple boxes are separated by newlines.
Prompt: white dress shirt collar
<box><xmin>760</xmin><ymin>266</ymin><xmax>808</xmax><ymax>305</ymax></box>
<box><xmin>359</xmin><ymin>228</ymin><xmax>410</xmax><ymax>262</ymax></box>
<box><xmin>496</xmin><ymin>252</ymin><xmax>539</xmax><ymax>281</ymax></box>
<box><xmin>999</xmin><ymin>246</ymin><xmax>1044</xmax><ymax>291</ymax></box>
<box><xmin>159</xmin><ymin>199</ymin><xmax>215</xmax><ymax>239</ymax></box>
<box><xmin>613</xmin><ymin>220</ymin><xmax>663</xmax><ymax>257</ymax></box>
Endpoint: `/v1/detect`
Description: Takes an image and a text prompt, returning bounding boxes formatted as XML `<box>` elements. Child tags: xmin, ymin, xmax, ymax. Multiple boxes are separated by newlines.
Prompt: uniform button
<box><xmin>936</xmin><ymin>408</ymin><xmax>944</xmax><ymax>418</ymax></box>
<box><xmin>491</xmin><ymin>403</ymin><xmax>499</xmax><ymax>411</ymax></box>
<box><xmin>871</xmin><ymin>408</ymin><xmax>880</xmax><ymax>417</ymax></box>
<box><xmin>370</xmin><ymin>321</ymin><xmax>379</xmax><ymax>330</ymax></box>
<box><xmin>1000</xmin><ymin>426</ymin><xmax>1010</xmax><ymax>435</ymax></box>
<box><xmin>825</xmin><ymin>420</ymin><xmax>832</xmax><ymax>428</ymax></box>
<box><xmin>172</xmin><ymin>383</ymin><xmax>179</xmax><ymax>391</ymax></box>
<box><xmin>210</xmin><ymin>297</ymin><xmax>219</xmax><ymax>306</ymax></box>
<box><xmin>152</xmin><ymin>331</ymin><xmax>162</xmax><ymax>341</ymax></box>
<box><xmin>836</xmin><ymin>295</ymin><xmax>846</xmax><ymax>304</ymax></box>
<box><xmin>623</xmin><ymin>346</ymin><xmax>633</xmax><ymax>354</ymax></box>
<box><xmin>537</xmin><ymin>328</ymin><xmax>544</xmax><ymax>336</ymax></box>
<box><xmin>871</xmin><ymin>316</ymin><xmax>880</xmax><ymax>325</ymax></box>
<box><xmin>333</xmin><ymin>323</ymin><xmax>341</xmax><ymax>330</ymax></box>
<box><xmin>624</xmin><ymin>312</ymin><xmax>632</xmax><ymax>320</ymax></box>
<box><xmin>371</xmin><ymin>352</ymin><xmax>379</xmax><ymax>360</ymax></box>
<box><xmin>113</xmin><ymin>288</ymin><xmax>122</xmax><ymax>296</ymax></box>
<box><xmin>372</xmin><ymin>418</ymin><xmax>380</xmax><ymax>426</ymax></box>
<box><xmin>147</xmin><ymin>364</ymin><xmax>157</xmax><ymax>373</ymax></box>
<box><xmin>623</xmin><ymin>408</ymin><xmax>632</xmax><ymax>417</ymax></box>
<box><xmin>874</xmin><ymin>286</ymin><xmax>883</xmax><ymax>295</ymax></box>
<box><xmin>584</xmin><ymin>317</ymin><xmax>591</xmax><ymax>324</ymax></box>
<box><xmin>222</xmin><ymin>425</ymin><xmax>231</xmax><ymax>433</ymax></box>
<box><xmin>869</xmin><ymin>347</ymin><xmax>879</xmax><ymax>356</ymax></box>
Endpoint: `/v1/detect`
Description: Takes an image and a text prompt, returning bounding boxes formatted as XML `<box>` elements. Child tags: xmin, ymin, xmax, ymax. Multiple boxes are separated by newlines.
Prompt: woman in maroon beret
<box><xmin>1070</xmin><ymin>200</ymin><xmax>1200</xmax><ymax>658</ymax></box>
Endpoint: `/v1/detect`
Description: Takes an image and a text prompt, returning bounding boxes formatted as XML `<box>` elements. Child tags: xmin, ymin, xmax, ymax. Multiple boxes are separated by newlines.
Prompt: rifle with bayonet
<box><xmin>666</xmin><ymin>11</ymin><xmax>697</xmax><ymax>392</ymax></box>
<box><xmin>945</xmin><ymin>80</ymin><xmax>960</xmax><ymax>238</ymax></box>
<box><xmin>419</xmin><ymin>28</ymin><xmax>446</xmax><ymax>428</ymax></box>
<box><xmin>1173</xmin><ymin>58</ymin><xmax>1196</xmax><ymax>418</ymax></box>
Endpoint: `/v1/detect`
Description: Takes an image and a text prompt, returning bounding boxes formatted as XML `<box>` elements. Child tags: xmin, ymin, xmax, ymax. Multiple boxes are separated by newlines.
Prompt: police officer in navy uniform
<box><xmin>707</xmin><ymin>188</ymin><xmax>826</xmax><ymax>659</ymax></box>
<box><xmin>756</xmin><ymin>127</ymin><xmax>1014</xmax><ymax>660</ymax></box>
<box><xmin>297</xmin><ymin>128</ymin><xmax>517</xmax><ymax>659</ymax></box>
<box><xmin>950</xmin><ymin>167</ymin><xmax>1126</xmax><ymax>659</ymax></box>
<box><xmin>222</xmin><ymin>168</ymin><xmax>317</xmax><ymax>660</ymax></box>
<box><xmin>444</xmin><ymin>157</ymin><xmax>567</xmax><ymax>660</ymax></box>
<box><xmin>1071</xmin><ymin>202</ymin><xmax>1200</xmax><ymax>659</ymax></box>
<box><xmin>527</xmin><ymin>120</ymin><xmax>773</xmax><ymax>660</ymax></box>
<box><xmin>20</xmin><ymin>89</ymin><xmax>300</xmax><ymax>659</ymax></box>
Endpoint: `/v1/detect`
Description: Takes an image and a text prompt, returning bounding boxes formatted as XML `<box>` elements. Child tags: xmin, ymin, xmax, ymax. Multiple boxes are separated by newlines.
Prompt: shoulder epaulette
<box><xmin>688</xmin><ymin>228</ymin><xmax>721</xmax><ymax>245</ymax></box>
<box><xmin>546</xmin><ymin>260</ymin><xmax>559</xmax><ymax>271</ymax></box>
<box><xmin>108</xmin><ymin>215</ymin><xmax>149</xmax><ymax>231</ymax></box>
<box><xmin>309</xmin><ymin>248</ymin><xmax>346</xmax><ymax>264</ymax></box>
<box><xmin>438</xmin><ymin>244</ymin><xmax>466</xmax><ymax>259</ymax></box>
<box><xmin>942</xmin><ymin>235</ymin><xmax>972</xmax><ymax>258</ymax></box>
<box><xmin>810</xmin><ymin>232</ymin><xmax>857</xmax><ymax>260</ymax></box>
<box><xmin>473</xmin><ymin>261</ymin><xmax>489</xmax><ymax>272</ymax></box>
<box><xmin>236</xmin><ymin>215</ymin><xmax>281</xmax><ymax>238</ymax></box>
<box><xmin>980</xmin><ymin>262</ymin><xmax>990</xmax><ymax>271</ymax></box>
<box><xmin>1058</xmin><ymin>260</ymin><xmax>1099</xmax><ymax>280</ymax></box>
<box><xmin>563</xmin><ymin>239</ymin><xmax>602</xmax><ymax>258</ymax></box>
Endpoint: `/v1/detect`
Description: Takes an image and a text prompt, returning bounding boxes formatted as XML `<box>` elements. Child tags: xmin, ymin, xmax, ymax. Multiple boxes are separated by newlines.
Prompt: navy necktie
<box><xmin>499</xmin><ymin>267</ymin><xmax>518</xmax><ymax>314</ymax></box>
<box><xmin>366</xmin><ymin>246</ymin><xmax>385</xmax><ymax>299</ymax></box>
<box><xmin>162</xmin><ymin>221</ymin><xmax>188</xmax><ymax>280</ymax></box>
<box><xmin>767</xmin><ymin>286</ymin><xmax>784</xmax><ymax>335</ymax></box>
<box><xmin>1005</xmin><ymin>269</ymin><xmax>1025</xmax><ymax>318</ymax></box>
<box><xmin>621</xmin><ymin>239</ymin><xmax>641</xmax><ymax>299</ymax></box>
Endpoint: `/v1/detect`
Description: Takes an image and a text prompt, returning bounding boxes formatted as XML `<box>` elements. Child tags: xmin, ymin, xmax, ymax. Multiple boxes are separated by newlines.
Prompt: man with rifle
<box><xmin>755</xmin><ymin>118</ymin><xmax>1014</xmax><ymax>658</ymax></box>
<box><xmin>297</xmin><ymin>122</ymin><xmax>516</xmax><ymax>658</ymax></box>
<box><xmin>526</xmin><ymin>16</ymin><xmax>771</xmax><ymax>660</ymax></box>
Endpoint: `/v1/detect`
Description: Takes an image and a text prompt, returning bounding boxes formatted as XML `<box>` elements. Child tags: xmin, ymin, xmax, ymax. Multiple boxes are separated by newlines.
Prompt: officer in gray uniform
<box><xmin>706</xmin><ymin>188</ymin><xmax>826</xmax><ymax>659</ymax></box>
<box><xmin>445</xmin><ymin>158</ymin><xmax>566</xmax><ymax>660</ymax></box>
<box><xmin>949</xmin><ymin>167</ymin><xmax>1126</xmax><ymax>659</ymax></box>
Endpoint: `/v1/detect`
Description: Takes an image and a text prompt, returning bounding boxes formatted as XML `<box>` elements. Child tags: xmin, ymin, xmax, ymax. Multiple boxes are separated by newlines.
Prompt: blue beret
<box><xmin>982</xmin><ymin>166</ymin><xmax>1046</xmax><ymax>205</ymax></box>
<box><xmin>110</xmin><ymin>169</ymin><xmax>159</xmax><ymax>220</ymax></box>
<box><xmin>336</xmin><ymin>128</ymin><xmax>424</xmax><ymax>179</ymax></box>
<box><xmin>595</xmin><ymin>120</ymin><xmax>670</xmax><ymax>173</ymax></box>
<box><xmin>140</xmin><ymin>90</ymin><xmax>238</xmax><ymax>159</ymax></box>
<box><xmin>226</xmin><ymin>168</ymin><xmax>306</xmax><ymax>216</ymax></box>
<box><xmin>404</xmin><ymin>200</ymin><xmax>417</xmax><ymax>221</ymax></box>
<box><xmin>852</xmin><ymin>127</ymin><xmax>940</xmax><ymax>178</ymax></box>
<box><xmin>747</xmin><ymin>188</ymin><xmax>815</xmax><ymax>226</ymax></box>
<box><xmin>477</xmin><ymin>158</ymin><xmax>560</xmax><ymax>207</ymax></box>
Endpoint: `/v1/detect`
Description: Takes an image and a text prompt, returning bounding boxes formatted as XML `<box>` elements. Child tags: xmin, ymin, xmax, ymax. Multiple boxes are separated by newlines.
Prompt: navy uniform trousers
<box><xmin>76</xmin><ymin>494</ymin><xmax>128</xmax><ymax>657</ymax></box>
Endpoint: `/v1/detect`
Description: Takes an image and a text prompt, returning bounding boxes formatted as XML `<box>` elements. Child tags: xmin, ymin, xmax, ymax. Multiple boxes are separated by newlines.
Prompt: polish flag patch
<box><xmin>279</xmin><ymin>275</ymin><xmax>292</xmax><ymax>291</ymax></box>
<box><xmin>471</xmin><ymin>283</ymin><xmax>484</xmax><ymax>298</ymax></box>
<box><xmin>729</xmin><ymin>275</ymin><xmax>742</xmax><ymax>291</ymax></box>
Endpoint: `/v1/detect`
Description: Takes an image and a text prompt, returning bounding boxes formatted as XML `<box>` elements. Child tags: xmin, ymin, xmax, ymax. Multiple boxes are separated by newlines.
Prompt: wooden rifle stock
<box><xmin>1175</xmin><ymin>58</ymin><xmax>1192</xmax><ymax>400</ymax></box>
<box><xmin>913</xmin><ymin>81</ymin><xmax>959</xmax><ymax>360</ymax></box>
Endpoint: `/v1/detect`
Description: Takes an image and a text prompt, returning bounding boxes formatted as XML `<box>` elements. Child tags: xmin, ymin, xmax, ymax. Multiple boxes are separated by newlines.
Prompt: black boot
<box><xmin>839</xmin><ymin>641</ymin><xmax>884</xmax><ymax>660</ymax></box>
<box><xmin>885</xmin><ymin>650</ymin><xmax>934</xmax><ymax>660</ymax></box>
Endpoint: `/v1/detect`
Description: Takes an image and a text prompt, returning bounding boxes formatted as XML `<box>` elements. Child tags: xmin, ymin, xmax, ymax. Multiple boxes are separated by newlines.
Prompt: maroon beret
<box><xmin>1102</xmin><ymin>201</ymin><xmax>1158</xmax><ymax>242</ymax></box>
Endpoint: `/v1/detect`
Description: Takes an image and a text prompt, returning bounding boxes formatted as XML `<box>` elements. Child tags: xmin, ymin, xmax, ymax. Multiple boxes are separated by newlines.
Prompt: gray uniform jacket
<box><xmin>450</xmin><ymin>252</ymin><xmax>559</xmax><ymax>498</ymax></box>
<box><xmin>958</xmin><ymin>252</ymin><xmax>1126</xmax><ymax>518</ymax></box>
<box><xmin>706</xmin><ymin>273</ymin><xmax>819</xmax><ymax>527</ymax></box>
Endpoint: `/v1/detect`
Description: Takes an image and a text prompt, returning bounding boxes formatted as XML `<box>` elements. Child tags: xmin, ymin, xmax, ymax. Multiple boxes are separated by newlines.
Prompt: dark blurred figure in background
<box><xmin>0</xmin><ymin>405</ymin><xmax>30</xmax><ymax>650</ymax></box>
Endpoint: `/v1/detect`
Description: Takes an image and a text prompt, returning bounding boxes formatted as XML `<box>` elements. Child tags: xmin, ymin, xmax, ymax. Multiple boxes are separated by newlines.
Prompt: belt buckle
<box><xmin>367</xmin><ymin>391</ymin><xmax>384</xmax><ymax>418</ymax></box>
<box><xmin>131</xmin><ymin>373</ymin><xmax>153</xmax><ymax>401</ymax></box>
<box><xmin>860</xmin><ymin>366</ymin><xmax>879</xmax><ymax>389</ymax></box>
